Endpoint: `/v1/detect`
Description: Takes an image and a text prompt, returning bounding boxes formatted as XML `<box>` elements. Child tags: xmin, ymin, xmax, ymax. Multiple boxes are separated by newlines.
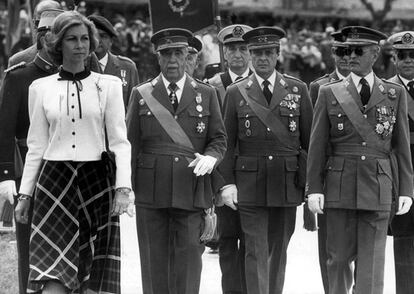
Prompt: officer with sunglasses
<box><xmin>306</xmin><ymin>30</ymin><xmax>350</xmax><ymax>294</ymax></box>
<box><xmin>307</xmin><ymin>26</ymin><xmax>413</xmax><ymax>294</ymax></box>
<box><xmin>388</xmin><ymin>31</ymin><xmax>414</xmax><ymax>294</ymax></box>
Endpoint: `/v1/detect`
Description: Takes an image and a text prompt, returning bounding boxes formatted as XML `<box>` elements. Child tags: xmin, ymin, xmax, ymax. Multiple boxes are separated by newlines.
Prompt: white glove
<box><xmin>0</xmin><ymin>180</ymin><xmax>16</xmax><ymax>204</ymax></box>
<box><xmin>396</xmin><ymin>196</ymin><xmax>413</xmax><ymax>215</ymax></box>
<box><xmin>188</xmin><ymin>153</ymin><xmax>217</xmax><ymax>176</ymax></box>
<box><xmin>307</xmin><ymin>193</ymin><xmax>324</xmax><ymax>214</ymax></box>
<box><xmin>220</xmin><ymin>184</ymin><xmax>238</xmax><ymax>210</ymax></box>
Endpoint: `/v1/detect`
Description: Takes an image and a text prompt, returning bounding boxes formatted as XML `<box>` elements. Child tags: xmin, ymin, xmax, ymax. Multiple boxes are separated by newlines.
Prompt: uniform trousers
<box><xmin>326</xmin><ymin>208</ymin><xmax>390</xmax><ymax>294</ymax></box>
<box><xmin>136</xmin><ymin>207</ymin><xmax>205</xmax><ymax>294</ymax></box>
<box><xmin>393</xmin><ymin>236</ymin><xmax>414</xmax><ymax>294</ymax></box>
<box><xmin>317</xmin><ymin>213</ymin><xmax>329</xmax><ymax>294</ymax></box>
<box><xmin>238</xmin><ymin>205</ymin><xmax>296</xmax><ymax>294</ymax></box>
<box><xmin>216</xmin><ymin>205</ymin><xmax>246</xmax><ymax>294</ymax></box>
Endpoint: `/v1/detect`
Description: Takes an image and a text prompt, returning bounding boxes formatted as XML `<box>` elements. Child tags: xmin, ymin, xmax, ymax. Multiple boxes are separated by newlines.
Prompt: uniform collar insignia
<box><xmin>151</xmin><ymin>78</ymin><xmax>159</xmax><ymax>87</ymax></box>
<box><xmin>378</xmin><ymin>83</ymin><xmax>385</xmax><ymax>93</ymax></box>
<box><xmin>246</xmin><ymin>79</ymin><xmax>253</xmax><ymax>88</ymax></box>
<box><xmin>280</xmin><ymin>78</ymin><xmax>287</xmax><ymax>87</ymax></box>
<box><xmin>191</xmin><ymin>80</ymin><xmax>197</xmax><ymax>89</ymax></box>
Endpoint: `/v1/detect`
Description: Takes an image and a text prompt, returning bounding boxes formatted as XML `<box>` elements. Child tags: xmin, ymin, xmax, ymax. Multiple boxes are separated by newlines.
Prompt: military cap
<box><xmin>217</xmin><ymin>24</ymin><xmax>252</xmax><ymax>45</ymax></box>
<box><xmin>88</xmin><ymin>15</ymin><xmax>117</xmax><ymax>38</ymax></box>
<box><xmin>341</xmin><ymin>26</ymin><xmax>387</xmax><ymax>46</ymax></box>
<box><xmin>151</xmin><ymin>28</ymin><xmax>193</xmax><ymax>51</ymax></box>
<box><xmin>331</xmin><ymin>31</ymin><xmax>347</xmax><ymax>47</ymax></box>
<box><xmin>388</xmin><ymin>31</ymin><xmax>414</xmax><ymax>50</ymax></box>
<box><xmin>242</xmin><ymin>26</ymin><xmax>286</xmax><ymax>50</ymax></box>
<box><xmin>37</xmin><ymin>9</ymin><xmax>64</xmax><ymax>31</ymax></box>
<box><xmin>188</xmin><ymin>36</ymin><xmax>203</xmax><ymax>54</ymax></box>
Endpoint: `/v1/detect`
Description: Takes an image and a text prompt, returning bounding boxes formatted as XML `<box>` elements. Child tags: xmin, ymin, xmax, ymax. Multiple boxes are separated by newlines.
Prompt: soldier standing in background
<box><xmin>185</xmin><ymin>36</ymin><xmax>203</xmax><ymax>77</ymax></box>
<box><xmin>88</xmin><ymin>15</ymin><xmax>139</xmax><ymax>108</ymax></box>
<box><xmin>219</xmin><ymin>27</ymin><xmax>313</xmax><ymax>294</ymax></box>
<box><xmin>387</xmin><ymin>31</ymin><xmax>414</xmax><ymax>294</ymax></box>
<box><xmin>307</xmin><ymin>26</ymin><xmax>413</xmax><ymax>294</ymax></box>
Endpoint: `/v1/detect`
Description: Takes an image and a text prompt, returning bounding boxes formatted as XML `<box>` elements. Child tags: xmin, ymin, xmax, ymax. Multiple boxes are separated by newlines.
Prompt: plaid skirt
<box><xmin>27</xmin><ymin>160</ymin><xmax>120</xmax><ymax>294</ymax></box>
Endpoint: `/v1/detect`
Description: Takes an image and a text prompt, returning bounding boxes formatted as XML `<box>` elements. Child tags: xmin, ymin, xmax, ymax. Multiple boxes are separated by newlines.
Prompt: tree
<box><xmin>360</xmin><ymin>0</ymin><xmax>396</xmax><ymax>28</ymax></box>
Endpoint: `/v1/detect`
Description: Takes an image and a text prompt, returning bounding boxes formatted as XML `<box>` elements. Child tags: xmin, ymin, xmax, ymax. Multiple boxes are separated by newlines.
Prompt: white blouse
<box><xmin>19</xmin><ymin>71</ymin><xmax>131</xmax><ymax>195</ymax></box>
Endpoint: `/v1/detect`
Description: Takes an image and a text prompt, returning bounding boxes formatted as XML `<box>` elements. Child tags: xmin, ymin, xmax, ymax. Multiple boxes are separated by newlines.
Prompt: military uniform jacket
<box><xmin>309</xmin><ymin>71</ymin><xmax>341</xmax><ymax>106</ymax></box>
<box><xmin>219</xmin><ymin>72</ymin><xmax>313</xmax><ymax>207</ymax></box>
<box><xmin>104</xmin><ymin>52</ymin><xmax>139</xmax><ymax>108</ymax></box>
<box><xmin>0</xmin><ymin>56</ymin><xmax>57</xmax><ymax>181</ymax></box>
<box><xmin>208</xmin><ymin>70</ymin><xmax>253</xmax><ymax>105</ymax></box>
<box><xmin>306</xmin><ymin>75</ymin><xmax>413</xmax><ymax>211</ymax></box>
<box><xmin>126</xmin><ymin>74</ymin><xmax>227</xmax><ymax>211</ymax></box>
<box><xmin>388</xmin><ymin>75</ymin><xmax>414</xmax><ymax>236</ymax></box>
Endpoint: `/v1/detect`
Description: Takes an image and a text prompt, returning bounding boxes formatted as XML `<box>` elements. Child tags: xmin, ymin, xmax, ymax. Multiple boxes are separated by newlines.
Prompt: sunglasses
<box><xmin>397</xmin><ymin>51</ymin><xmax>414</xmax><ymax>60</ymax></box>
<box><xmin>333</xmin><ymin>47</ymin><xmax>348</xmax><ymax>57</ymax></box>
<box><xmin>345</xmin><ymin>47</ymin><xmax>367</xmax><ymax>56</ymax></box>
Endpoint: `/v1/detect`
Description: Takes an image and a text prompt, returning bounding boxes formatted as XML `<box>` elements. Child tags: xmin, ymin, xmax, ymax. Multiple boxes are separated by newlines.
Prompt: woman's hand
<box><xmin>111</xmin><ymin>188</ymin><xmax>132</xmax><ymax>216</ymax></box>
<box><xmin>15</xmin><ymin>196</ymin><xmax>31</xmax><ymax>224</ymax></box>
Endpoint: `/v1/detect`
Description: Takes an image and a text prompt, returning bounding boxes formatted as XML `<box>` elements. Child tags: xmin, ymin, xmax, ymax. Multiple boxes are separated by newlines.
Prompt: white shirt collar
<box><xmin>336</xmin><ymin>69</ymin><xmax>348</xmax><ymax>80</ymax></box>
<box><xmin>229</xmin><ymin>68</ymin><xmax>250</xmax><ymax>83</ymax></box>
<box><xmin>350</xmin><ymin>71</ymin><xmax>374</xmax><ymax>92</ymax></box>
<box><xmin>255</xmin><ymin>70</ymin><xmax>277</xmax><ymax>93</ymax></box>
<box><xmin>161</xmin><ymin>73</ymin><xmax>187</xmax><ymax>102</ymax></box>
<box><xmin>99</xmin><ymin>53</ymin><xmax>109</xmax><ymax>71</ymax></box>
<box><xmin>398</xmin><ymin>75</ymin><xmax>414</xmax><ymax>87</ymax></box>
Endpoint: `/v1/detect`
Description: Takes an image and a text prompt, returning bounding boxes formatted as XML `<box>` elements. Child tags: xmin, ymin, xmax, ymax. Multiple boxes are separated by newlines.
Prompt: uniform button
<box><xmin>289</xmin><ymin>114</ymin><xmax>293</xmax><ymax>117</ymax></box>
<box><xmin>267</xmin><ymin>127</ymin><xmax>271</xmax><ymax>132</ymax></box>
<box><xmin>361</xmin><ymin>155</ymin><xmax>366</xmax><ymax>160</ymax></box>
<box><xmin>72</xmin><ymin>93</ymin><xmax>75</xmax><ymax>96</ymax></box>
<box><xmin>198</xmin><ymin>114</ymin><xmax>202</xmax><ymax>118</ymax></box>
<box><xmin>363</xmin><ymin>114</ymin><xmax>367</xmax><ymax>118</ymax></box>
<box><xmin>268</xmin><ymin>155</ymin><xmax>273</xmax><ymax>160</ymax></box>
<box><xmin>174</xmin><ymin>157</ymin><xmax>179</xmax><ymax>162</ymax></box>
<box><xmin>4</xmin><ymin>170</ymin><xmax>8</xmax><ymax>174</ymax></box>
<box><xmin>147</xmin><ymin>111</ymin><xmax>151</xmax><ymax>116</ymax></box>
<box><xmin>72</xmin><ymin>145</ymin><xmax>75</xmax><ymax>148</ymax></box>
<box><xmin>174</xmin><ymin>115</ymin><xmax>178</xmax><ymax>119</ymax></box>
<box><xmin>71</xmin><ymin>105</ymin><xmax>74</xmax><ymax>109</ymax></box>
<box><xmin>72</xmin><ymin>119</ymin><xmax>75</xmax><ymax>122</ymax></box>
<box><xmin>338</xmin><ymin>114</ymin><xmax>342</xmax><ymax>118</ymax></box>
<box><xmin>362</xmin><ymin>142</ymin><xmax>366</xmax><ymax>146</ymax></box>
<box><xmin>72</xmin><ymin>132</ymin><xmax>75</xmax><ymax>135</ymax></box>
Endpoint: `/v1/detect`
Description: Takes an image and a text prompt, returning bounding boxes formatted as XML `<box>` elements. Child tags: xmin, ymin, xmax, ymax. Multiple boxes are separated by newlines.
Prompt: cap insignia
<box><xmin>233</xmin><ymin>26</ymin><xmax>244</xmax><ymax>38</ymax></box>
<box><xmin>402</xmin><ymin>33</ymin><xmax>414</xmax><ymax>45</ymax></box>
<box><xmin>350</xmin><ymin>28</ymin><xmax>359</xmax><ymax>39</ymax></box>
<box><xmin>258</xmin><ymin>36</ymin><xmax>268</xmax><ymax>43</ymax></box>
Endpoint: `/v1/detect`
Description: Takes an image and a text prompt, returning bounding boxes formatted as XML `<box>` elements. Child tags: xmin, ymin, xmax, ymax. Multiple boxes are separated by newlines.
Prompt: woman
<box><xmin>15</xmin><ymin>11</ymin><xmax>132</xmax><ymax>294</ymax></box>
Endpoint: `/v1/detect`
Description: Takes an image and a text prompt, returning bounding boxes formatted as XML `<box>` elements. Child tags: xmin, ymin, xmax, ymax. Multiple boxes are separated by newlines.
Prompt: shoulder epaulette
<box><xmin>4</xmin><ymin>61</ymin><xmax>26</xmax><ymax>73</ymax></box>
<box><xmin>313</xmin><ymin>74</ymin><xmax>330</xmax><ymax>83</ymax></box>
<box><xmin>324</xmin><ymin>79</ymin><xmax>342</xmax><ymax>86</ymax></box>
<box><xmin>283</xmin><ymin>73</ymin><xmax>304</xmax><ymax>83</ymax></box>
<box><xmin>136</xmin><ymin>78</ymin><xmax>154</xmax><ymax>88</ymax></box>
<box><xmin>117</xmin><ymin>55</ymin><xmax>135</xmax><ymax>64</ymax></box>
<box><xmin>382</xmin><ymin>78</ymin><xmax>401</xmax><ymax>86</ymax></box>
<box><xmin>229</xmin><ymin>75</ymin><xmax>248</xmax><ymax>86</ymax></box>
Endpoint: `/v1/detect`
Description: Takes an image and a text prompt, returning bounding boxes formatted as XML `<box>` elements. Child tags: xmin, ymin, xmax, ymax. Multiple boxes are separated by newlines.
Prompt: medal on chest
<box><xmin>120</xmin><ymin>70</ymin><xmax>127</xmax><ymax>86</ymax></box>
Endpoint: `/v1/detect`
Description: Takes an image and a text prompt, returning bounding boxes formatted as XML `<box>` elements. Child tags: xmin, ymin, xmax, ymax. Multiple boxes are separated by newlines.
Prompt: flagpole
<box><xmin>212</xmin><ymin>0</ymin><xmax>225</xmax><ymax>73</ymax></box>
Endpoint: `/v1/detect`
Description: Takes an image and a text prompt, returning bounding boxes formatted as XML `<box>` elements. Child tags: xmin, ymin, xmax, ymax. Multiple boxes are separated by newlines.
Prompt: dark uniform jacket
<box><xmin>104</xmin><ymin>52</ymin><xmax>139</xmax><ymax>108</ymax></box>
<box><xmin>306</xmin><ymin>74</ymin><xmax>413</xmax><ymax>211</ymax></box>
<box><xmin>388</xmin><ymin>75</ymin><xmax>414</xmax><ymax>236</ymax></box>
<box><xmin>309</xmin><ymin>71</ymin><xmax>341</xmax><ymax>106</ymax></box>
<box><xmin>0</xmin><ymin>56</ymin><xmax>57</xmax><ymax>181</ymax></box>
<box><xmin>219</xmin><ymin>72</ymin><xmax>313</xmax><ymax>207</ymax></box>
<box><xmin>7</xmin><ymin>45</ymin><xmax>37</xmax><ymax>67</ymax></box>
<box><xmin>126</xmin><ymin>74</ymin><xmax>227</xmax><ymax>211</ymax></box>
<box><xmin>208</xmin><ymin>69</ymin><xmax>253</xmax><ymax>104</ymax></box>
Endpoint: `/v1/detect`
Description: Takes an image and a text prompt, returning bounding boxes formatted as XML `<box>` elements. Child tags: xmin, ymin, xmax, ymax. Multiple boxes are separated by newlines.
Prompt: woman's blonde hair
<box><xmin>45</xmin><ymin>11</ymin><xmax>99</xmax><ymax>65</ymax></box>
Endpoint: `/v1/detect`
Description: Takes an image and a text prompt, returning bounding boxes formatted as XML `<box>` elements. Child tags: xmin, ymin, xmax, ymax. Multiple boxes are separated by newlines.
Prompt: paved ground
<box><xmin>120</xmin><ymin>205</ymin><xmax>397</xmax><ymax>294</ymax></box>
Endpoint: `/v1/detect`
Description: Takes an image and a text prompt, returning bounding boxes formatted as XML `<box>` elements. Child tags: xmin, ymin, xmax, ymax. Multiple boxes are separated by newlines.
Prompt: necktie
<box><xmin>235</xmin><ymin>76</ymin><xmax>243</xmax><ymax>82</ymax></box>
<box><xmin>359</xmin><ymin>78</ymin><xmax>370</xmax><ymax>106</ymax></box>
<box><xmin>168</xmin><ymin>83</ymin><xmax>178</xmax><ymax>111</ymax></box>
<box><xmin>407</xmin><ymin>81</ymin><xmax>414</xmax><ymax>98</ymax></box>
<box><xmin>262</xmin><ymin>80</ymin><xmax>272</xmax><ymax>104</ymax></box>
<box><xmin>99</xmin><ymin>61</ymin><xmax>105</xmax><ymax>72</ymax></box>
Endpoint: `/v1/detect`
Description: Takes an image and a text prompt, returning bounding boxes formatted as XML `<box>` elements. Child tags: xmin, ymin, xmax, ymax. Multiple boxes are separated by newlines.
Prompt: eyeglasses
<box><xmin>396</xmin><ymin>51</ymin><xmax>414</xmax><ymax>60</ymax></box>
<box><xmin>345</xmin><ymin>47</ymin><xmax>367</xmax><ymax>56</ymax></box>
<box><xmin>333</xmin><ymin>47</ymin><xmax>348</xmax><ymax>57</ymax></box>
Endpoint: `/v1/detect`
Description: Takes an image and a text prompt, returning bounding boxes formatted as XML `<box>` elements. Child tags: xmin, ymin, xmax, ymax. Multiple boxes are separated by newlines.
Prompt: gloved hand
<box><xmin>307</xmin><ymin>193</ymin><xmax>324</xmax><ymax>214</ymax></box>
<box><xmin>220</xmin><ymin>184</ymin><xmax>238</xmax><ymax>210</ymax></box>
<box><xmin>188</xmin><ymin>153</ymin><xmax>217</xmax><ymax>176</ymax></box>
<box><xmin>15</xmin><ymin>196</ymin><xmax>31</xmax><ymax>224</ymax></box>
<box><xmin>396</xmin><ymin>196</ymin><xmax>413</xmax><ymax>215</ymax></box>
<box><xmin>0</xmin><ymin>180</ymin><xmax>17</xmax><ymax>205</ymax></box>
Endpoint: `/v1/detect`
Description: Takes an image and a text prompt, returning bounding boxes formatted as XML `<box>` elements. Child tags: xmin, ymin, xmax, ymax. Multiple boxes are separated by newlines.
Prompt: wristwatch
<box><xmin>115</xmin><ymin>187</ymin><xmax>131</xmax><ymax>196</ymax></box>
<box><xmin>18</xmin><ymin>194</ymin><xmax>31</xmax><ymax>201</ymax></box>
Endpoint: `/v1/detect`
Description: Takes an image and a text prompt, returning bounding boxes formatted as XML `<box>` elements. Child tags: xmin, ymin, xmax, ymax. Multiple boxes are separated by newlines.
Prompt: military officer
<box><xmin>306</xmin><ymin>30</ymin><xmax>350</xmax><ymax>294</ymax></box>
<box><xmin>307</xmin><ymin>26</ymin><xmax>413</xmax><ymax>294</ymax></box>
<box><xmin>126</xmin><ymin>28</ymin><xmax>226</xmax><ymax>294</ymax></box>
<box><xmin>387</xmin><ymin>31</ymin><xmax>414</xmax><ymax>294</ymax></box>
<box><xmin>207</xmin><ymin>24</ymin><xmax>253</xmax><ymax>103</ymax></box>
<box><xmin>88</xmin><ymin>15</ymin><xmax>139</xmax><ymax>108</ymax></box>
<box><xmin>0</xmin><ymin>10</ymin><xmax>63</xmax><ymax>294</ymax></box>
<box><xmin>185</xmin><ymin>36</ymin><xmax>203</xmax><ymax>77</ymax></box>
<box><xmin>219</xmin><ymin>27</ymin><xmax>313</xmax><ymax>294</ymax></box>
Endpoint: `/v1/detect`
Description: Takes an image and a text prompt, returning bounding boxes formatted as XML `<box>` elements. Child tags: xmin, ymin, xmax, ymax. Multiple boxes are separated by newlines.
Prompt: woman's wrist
<box><xmin>18</xmin><ymin>194</ymin><xmax>32</xmax><ymax>201</ymax></box>
<box><xmin>115</xmin><ymin>187</ymin><xmax>131</xmax><ymax>196</ymax></box>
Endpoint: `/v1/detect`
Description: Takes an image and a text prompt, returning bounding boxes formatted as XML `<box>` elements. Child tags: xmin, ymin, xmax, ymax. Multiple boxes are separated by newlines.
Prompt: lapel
<box><xmin>104</xmin><ymin>53</ymin><xmax>119</xmax><ymax>75</ymax></box>
<box><xmin>395</xmin><ymin>75</ymin><xmax>414</xmax><ymax>121</ymax></box>
<box><xmin>151</xmin><ymin>74</ymin><xmax>174</xmax><ymax>113</ymax></box>
<box><xmin>246</xmin><ymin>75</ymin><xmax>268</xmax><ymax>107</ymax></box>
<box><xmin>330</xmin><ymin>71</ymin><xmax>339</xmax><ymax>82</ymax></box>
<box><xmin>221</xmin><ymin>71</ymin><xmax>233</xmax><ymax>89</ymax></box>
<box><xmin>269</xmin><ymin>72</ymin><xmax>289</xmax><ymax>110</ymax></box>
<box><xmin>365</xmin><ymin>75</ymin><xmax>387</xmax><ymax>111</ymax></box>
<box><xmin>344</xmin><ymin>75</ymin><xmax>364</xmax><ymax>110</ymax></box>
<box><xmin>176</xmin><ymin>74</ymin><xmax>197</xmax><ymax>115</ymax></box>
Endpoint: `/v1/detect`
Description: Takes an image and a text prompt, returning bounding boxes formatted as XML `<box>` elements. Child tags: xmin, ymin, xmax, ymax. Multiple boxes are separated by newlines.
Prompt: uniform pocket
<box><xmin>377</xmin><ymin>159</ymin><xmax>393</xmax><ymax>204</ymax></box>
<box><xmin>279</xmin><ymin>107</ymin><xmax>300</xmax><ymax>135</ymax></box>
<box><xmin>325</xmin><ymin>157</ymin><xmax>345</xmax><ymax>201</ymax></box>
<box><xmin>285</xmin><ymin>157</ymin><xmax>302</xmax><ymax>203</ymax></box>
<box><xmin>235</xmin><ymin>156</ymin><xmax>258</xmax><ymax>203</ymax></box>
<box><xmin>187</xmin><ymin>108</ymin><xmax>210</xmax><ymax>137</ymax></box>
<box><xmin>328</xmin><ymin>109</ymin><xmax>347</xmax><ymax>137</ymax></box>
<box><xmin>136</xmin><ymin>155</ymin><xmax>156</xmax><ymax>204</ymax></box>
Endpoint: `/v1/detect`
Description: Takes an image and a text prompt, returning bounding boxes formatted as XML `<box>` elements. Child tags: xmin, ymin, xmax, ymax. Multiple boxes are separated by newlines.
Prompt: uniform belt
<box><xmin>16</xmin><ymin>138</ymin><xmax>27</xmax><ymax>148</ymax></box>
<box><xmin>238</xmin><ymin>141</ymin><xmax>298</xmax><ymax>156</ymax></box>
<box><xmin>142</xmin><ymin>141</ymin><xmax>195</xmax><ymax>160</ymax></box>
<box><xmin>332</xmin><ymin>143</ymin><xmax>389</xmax><ymax>158</ymax></box>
